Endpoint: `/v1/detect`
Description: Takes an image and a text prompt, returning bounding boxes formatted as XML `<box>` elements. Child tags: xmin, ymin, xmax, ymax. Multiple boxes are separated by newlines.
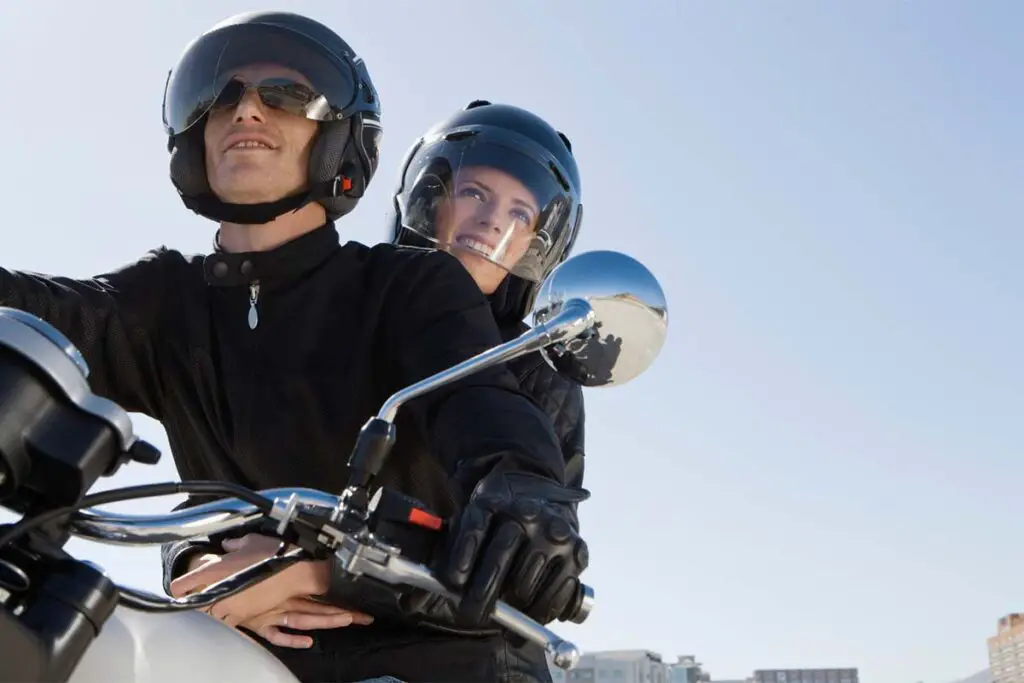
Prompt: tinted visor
<box><xmin>398</xmin><ymin>127</ymin><xmax>580</xmax><ymax>283</ymax></box>
<box><xmin>163</xmin><ymin>22</ymin><xmax>358</xmax><ymax>136</ymax></box>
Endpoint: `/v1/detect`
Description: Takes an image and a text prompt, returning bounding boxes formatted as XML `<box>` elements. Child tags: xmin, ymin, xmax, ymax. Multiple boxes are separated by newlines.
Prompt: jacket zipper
<box><xmin>247</xmin><ymin>280</ymin><xmax>260</xmax><ymax>330</ymax></box>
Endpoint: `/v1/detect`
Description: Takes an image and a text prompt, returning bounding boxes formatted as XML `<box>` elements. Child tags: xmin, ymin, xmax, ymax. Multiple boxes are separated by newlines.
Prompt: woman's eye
<box><xmin>511</xmin><ymin>209</ymin><xmax>533</xmax><ymax>224</ymax></box>
<box><xmin>457</xmin><ymin>187</ymin><xmax>486</xmax><ymax>201</ymax></box>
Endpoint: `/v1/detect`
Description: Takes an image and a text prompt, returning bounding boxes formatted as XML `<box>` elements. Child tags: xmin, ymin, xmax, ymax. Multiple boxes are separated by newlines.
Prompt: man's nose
<box><xmin>232</xmin><ymin>89</ymin><xmax>266</xmax><ymax>123</ymax></box>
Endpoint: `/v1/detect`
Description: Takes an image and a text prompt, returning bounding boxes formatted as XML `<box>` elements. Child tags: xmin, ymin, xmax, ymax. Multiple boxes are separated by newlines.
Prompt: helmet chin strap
<box><xmin>182</xmin><ymin>176</ymin><xmax>352</xmax><ymax>225</ymax></box>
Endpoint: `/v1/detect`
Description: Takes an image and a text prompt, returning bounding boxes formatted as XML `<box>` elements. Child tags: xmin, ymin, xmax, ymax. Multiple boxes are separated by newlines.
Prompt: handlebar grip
<box><xmin>488</xmin><ymin>579</ymin><xmax>592</xmax><ymax>669</ymax></box>
<box><xmin>491</xmin><ymin>600</ymin><xmax>581</xmax><ymax>670</ymax></box>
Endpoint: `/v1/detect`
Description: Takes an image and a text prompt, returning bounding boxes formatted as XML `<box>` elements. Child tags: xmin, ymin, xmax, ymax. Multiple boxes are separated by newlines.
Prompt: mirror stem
<box><xmin>377</xmin><ymin>299</ymin><xmax>595</xmax><ymax>423</ymax></box>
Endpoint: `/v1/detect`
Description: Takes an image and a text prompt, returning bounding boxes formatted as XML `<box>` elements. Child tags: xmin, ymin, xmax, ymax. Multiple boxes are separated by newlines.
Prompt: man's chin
<box><xmin>211</xmin><ymin>169</ymin><xmax>306</xmax><ymax>205</ymax></box>
<box><xmin>214</xmin><ymin>187</ymin><xmax>293</xmax><ymax>205</ymax></box>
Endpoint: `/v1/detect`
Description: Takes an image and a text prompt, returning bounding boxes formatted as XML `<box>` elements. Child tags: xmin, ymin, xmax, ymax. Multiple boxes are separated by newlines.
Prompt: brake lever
<box><xmin>330</xmin><ymin>533</ymin><xmax>583</xmax><ymax>670</ymax></box>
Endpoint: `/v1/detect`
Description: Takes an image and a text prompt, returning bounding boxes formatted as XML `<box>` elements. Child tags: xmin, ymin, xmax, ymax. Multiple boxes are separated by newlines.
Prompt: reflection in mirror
<box><xmin>531</xmin><ymin>250</ymin><xmax>668</xmax><ymax>387</ymax></box>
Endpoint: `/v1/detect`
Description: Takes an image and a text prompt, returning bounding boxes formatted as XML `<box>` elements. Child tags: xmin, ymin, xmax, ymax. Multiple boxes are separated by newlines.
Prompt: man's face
<box><xmin>204</xmin><ymin>64</ymin><xmax>319</xmax><ymax>204</ymax></box>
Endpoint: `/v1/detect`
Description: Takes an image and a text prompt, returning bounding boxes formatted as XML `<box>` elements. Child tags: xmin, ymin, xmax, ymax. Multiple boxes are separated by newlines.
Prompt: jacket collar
<box><xmin>203</xmin><ymin>222</ymin><xmax>340</xmax><ymax>287</ymax></box>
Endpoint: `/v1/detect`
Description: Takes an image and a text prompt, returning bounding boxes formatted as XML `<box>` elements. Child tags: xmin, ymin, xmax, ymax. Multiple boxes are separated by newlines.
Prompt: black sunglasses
<box><xmin>211</xmin><ymin>77</ymin><xmax>332</xmax><ymax>121</ymax></box>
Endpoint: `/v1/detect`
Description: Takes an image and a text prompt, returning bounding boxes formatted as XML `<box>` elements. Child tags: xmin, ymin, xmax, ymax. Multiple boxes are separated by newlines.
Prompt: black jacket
<box><xmin>0</xmin><ymin>223</ymin><xmax>568</xmax><ymax>557</ymax></box>
<box><xmin>0</xmin><ymin>224</ymin><xmax>571</xmax><ymax>682</ymax></box>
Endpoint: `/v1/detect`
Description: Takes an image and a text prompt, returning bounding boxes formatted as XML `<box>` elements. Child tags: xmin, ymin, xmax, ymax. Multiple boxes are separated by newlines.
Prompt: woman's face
<box><xmin>434</xmin><ymin>165</ymin><xmax>540</xmax><ymax>295</ymax></box>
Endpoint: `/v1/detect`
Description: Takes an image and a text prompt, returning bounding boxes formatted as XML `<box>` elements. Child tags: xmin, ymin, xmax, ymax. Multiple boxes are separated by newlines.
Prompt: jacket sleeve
<box><xmin>384</xmin><ymin>251</ymin><xmax>567</xmax><ymax>504</ymax></box>
<box><xmin>0</xmin><ymin>250</ymin><xmax>169</xmax><ymax>416</ymax></box>
<box><xmin>160</xmin><ymin>536</ymin><xmax>220</xmax><ymax>594</ymax></box>
<box><xmin>528</xmin><ymin>368</ymin><xmax>586</xmax><ymax>491</ymax></box>
<box><xmin>563</xmin><ymin>391</ymin><xmax>585</xmax><ymax>491</ymax></box>
<box><xmin>517</xmin><ymin>360</ymin><xmax>587</xmax><ymax>515</ymax></box>
<box><xmin>159</xmin><ymin>495</ymin><xmax>227</xmax><ymax>594</ymax></box>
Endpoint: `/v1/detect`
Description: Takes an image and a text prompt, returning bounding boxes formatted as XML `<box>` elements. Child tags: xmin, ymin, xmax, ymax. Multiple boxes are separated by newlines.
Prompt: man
<box><xmin>0</xmin><ymin>11</ymin><xmax>587</xmax><ymax>683</ymax></box>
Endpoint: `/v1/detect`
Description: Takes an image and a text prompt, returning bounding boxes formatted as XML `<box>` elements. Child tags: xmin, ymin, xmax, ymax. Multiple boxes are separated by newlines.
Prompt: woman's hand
<box><xmin>169</xmin><ymin>534</ymin><xmax>375</xmax><ymax>647</ymax></box>
<box><xmin>169</xmin><ymin>534</ymin><xmax>331</xmax><ymax>627</ymax></box>
<box><xmin>238</xmin><ymin>597</ymin><xmax>374</xmax><ymax>649</ymax></box>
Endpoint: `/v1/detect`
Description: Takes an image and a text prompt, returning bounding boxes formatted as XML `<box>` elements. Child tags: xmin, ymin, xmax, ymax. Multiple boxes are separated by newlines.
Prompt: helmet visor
<box><xmin>397</xmin><ymin>127</ymin><xmax>580</xmax><ymax>283</ymax></box>
<box><xmin>163</xmin><ymin>22</ymin><xmax>359</xmax><ymax>136</ymax></box>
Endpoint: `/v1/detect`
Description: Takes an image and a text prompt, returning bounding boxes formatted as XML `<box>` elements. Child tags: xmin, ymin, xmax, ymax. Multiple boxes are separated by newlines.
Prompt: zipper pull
<box><xmin>248</xmin><ymin>281</ymin><xmax>260</xmax><ymax>330</ymax></box>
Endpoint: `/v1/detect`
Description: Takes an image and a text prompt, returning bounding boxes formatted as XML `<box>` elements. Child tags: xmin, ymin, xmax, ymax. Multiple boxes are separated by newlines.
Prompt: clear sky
<box><xmin>1</xmin><ymin>2</ymin><xmax>1020</xmax><ymax>682</ymax></box>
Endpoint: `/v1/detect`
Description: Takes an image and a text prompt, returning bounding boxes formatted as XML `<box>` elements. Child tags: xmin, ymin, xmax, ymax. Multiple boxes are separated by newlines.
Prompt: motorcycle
<box><xmin>0</xmin><ymin>249</ymin><xmax>669</xmax><ymax>683</ymax></box>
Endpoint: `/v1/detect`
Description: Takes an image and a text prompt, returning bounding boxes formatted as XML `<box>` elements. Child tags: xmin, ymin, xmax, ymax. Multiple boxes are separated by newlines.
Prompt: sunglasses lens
<box><xmin>211</xmin><ymin>78</ymin><xmax>247</xmax><ymax>111</ymax></box>
<box><xmin>256</xmin><ymin>80</ymin><xmax>320</xmax><ymax>116</ymax></box>
<box><xmin>208</xmin><ymin>78</ymin><xmax>325</xmax><ymax>119</ymax></box>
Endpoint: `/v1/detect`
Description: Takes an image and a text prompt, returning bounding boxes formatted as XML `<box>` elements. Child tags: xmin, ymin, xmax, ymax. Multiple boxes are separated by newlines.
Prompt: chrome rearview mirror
<box><xmin>531</xmin><ymin>250</ymin><xmax>668</xmax><ymax>387</ymax></box>
<box><xmin>374</xmin><ymin>249</ymin><xmax>668</xmax><ymax>423</ymax></box>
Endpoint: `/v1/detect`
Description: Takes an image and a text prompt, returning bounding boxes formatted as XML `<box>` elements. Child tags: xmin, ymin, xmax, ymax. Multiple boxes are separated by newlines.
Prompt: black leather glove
<box><xmin>440</xmin><ymin>469</ymin><xmax>590</xmax><ymax>627</ymax></box>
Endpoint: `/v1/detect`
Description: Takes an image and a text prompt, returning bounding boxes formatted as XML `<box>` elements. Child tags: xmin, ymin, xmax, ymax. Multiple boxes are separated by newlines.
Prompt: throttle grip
<box><xmin>488</xmin><ymin>579</ymin><xmax>593</xmax><ymax>669</ymax></box>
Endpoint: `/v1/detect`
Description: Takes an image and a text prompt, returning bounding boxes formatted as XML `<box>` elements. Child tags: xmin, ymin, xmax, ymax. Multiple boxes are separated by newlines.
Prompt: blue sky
<box><xmin>1</xmin><ymin>2</ymin><xmax>1020</xmax><ymax>681</ymax></box>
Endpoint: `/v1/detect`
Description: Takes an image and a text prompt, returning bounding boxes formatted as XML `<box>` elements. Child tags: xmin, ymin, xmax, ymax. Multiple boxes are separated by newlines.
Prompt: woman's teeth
<box><xmin>457</xmin><ymin>236</ymin><xmax>494</xmax><ymax>257</ymax></box>
<box><xmin>229</xmin><ymin>140</ymin><xmax>271</xmax><ymax>150</ymax></box>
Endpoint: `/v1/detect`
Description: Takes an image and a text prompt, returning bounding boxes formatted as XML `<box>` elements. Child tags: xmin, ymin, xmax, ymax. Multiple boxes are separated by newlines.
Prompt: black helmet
<box><xmin>390</xmin><ymin>100</ymin><xmax>582</xmax><ymax>321</ymax></box>
<box><xmin>162</xmin><ymin>11</ymin><xmax>383</xmax><ymax>225</ymax></box>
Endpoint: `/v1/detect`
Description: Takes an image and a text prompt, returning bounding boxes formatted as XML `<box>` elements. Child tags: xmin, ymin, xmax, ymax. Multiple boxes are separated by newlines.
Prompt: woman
<box><xmin>390</xmin><ymin>99</ymin><xmax>587</xmax><ymax>492</ymax></box>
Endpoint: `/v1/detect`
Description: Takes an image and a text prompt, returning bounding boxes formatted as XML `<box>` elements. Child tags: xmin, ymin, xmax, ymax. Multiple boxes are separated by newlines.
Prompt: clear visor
<box><xmin>397</xmin><ymin>130</ymin><xmax>580</xmax><ymax>283</ymax></box>
<box><xmin>162</xmin><ymin>23</ymin><xmax>358</xmax><ymax>136</ymax></box>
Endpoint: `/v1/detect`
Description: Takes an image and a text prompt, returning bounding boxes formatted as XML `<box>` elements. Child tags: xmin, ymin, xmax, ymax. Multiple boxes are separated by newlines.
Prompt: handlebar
<box><xmin>68</xmin><ymin>487</ymin><xmax>589</xmax><ymax>670</ymax></box>
<box><xmin>70</xmin><ymin>488</ymin><xmax>339</xmax><ymax>544</ymax></box>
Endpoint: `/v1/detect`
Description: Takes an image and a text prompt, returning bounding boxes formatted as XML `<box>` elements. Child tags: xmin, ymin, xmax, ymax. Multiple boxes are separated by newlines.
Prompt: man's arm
<box><xmin>563</xmin><ymin>405</ymin><xmax>586</xmax><ymax>493</ymax></box>
<box><xmin>0</xmin><ymin>250</ymin><xmax>169</xmax><ymax>416</ymax></box>
<box><xmin>517</xmin><ymin>359</ymin><xmax>587</xmax><ymax>494</ymax></box>
<box><xmin>384</xmin><ymin>250</ymin><xmax>567</xmax><ymax>500</ymax></box>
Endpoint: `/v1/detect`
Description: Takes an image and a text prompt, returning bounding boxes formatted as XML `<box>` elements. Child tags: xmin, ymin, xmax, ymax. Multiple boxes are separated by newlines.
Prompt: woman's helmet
<box><xmin>390</xmin><ymin>100</ymin><xmax>583</xmax><ymax>320</ymax></box>
<box><xmin>162</xmin><ymin>11</ymin><xmax>383</xmax><ymax>224</ymax></box>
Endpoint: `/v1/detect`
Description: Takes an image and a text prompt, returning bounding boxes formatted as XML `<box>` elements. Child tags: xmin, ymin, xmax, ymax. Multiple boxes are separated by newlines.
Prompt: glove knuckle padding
<box><xmin>444</xmin><ymin>469</ymin><xmax>590</xmax><ymax>625</ymax></box>
<box><xmin>447</xmin><ymin>505</ymin><xmax>492</xmax><ymax>585</ymax></box>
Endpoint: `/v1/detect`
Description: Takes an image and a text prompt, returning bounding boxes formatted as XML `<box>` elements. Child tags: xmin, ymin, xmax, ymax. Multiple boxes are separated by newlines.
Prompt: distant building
<box><xmin>989</xmin><ymin>614</ymin><xmax>1024</xmax><ymax>682</ymax></box>
<box><xmin>751</xmin><ymin>669</ymin><xmax>858</xmax><ymax>683</ymax></box>
<box><xmin>668</xmin><ymin>655</ymin><xmax>711</xmax><ymax>683</ymax></box>
<box><xmin>549</xmin><ymin>649</ymin><xmax>669</xmax><ymax>683</ymax></box>
<box><xmin>549</xmin><ymin>651</ymin><xmax>714</xmax><ymax>683</ymax></box>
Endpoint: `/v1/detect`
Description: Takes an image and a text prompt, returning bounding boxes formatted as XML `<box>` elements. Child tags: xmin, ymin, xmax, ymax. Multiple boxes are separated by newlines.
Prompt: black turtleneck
<box><xmin>202</xmin><ymin>223</ymin><xmax>342</xmax><ymax>288</ymax></box>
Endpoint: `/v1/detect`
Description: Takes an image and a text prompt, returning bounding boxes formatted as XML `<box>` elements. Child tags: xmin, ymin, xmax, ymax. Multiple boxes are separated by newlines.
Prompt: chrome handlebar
<box><xmin>68</xmin><ymin>487</ymin><xmax>586</xmax><ymax>670</ymax></box>
<box><xmin>70</xmin><ymin>488</ymin><xmax>339</xmax><ymax>544</ymax></box>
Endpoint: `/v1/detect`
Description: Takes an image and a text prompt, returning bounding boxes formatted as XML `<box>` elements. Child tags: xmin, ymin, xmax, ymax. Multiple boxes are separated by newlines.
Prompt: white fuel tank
<box><xmin>68</xmin><ymin>606</ymin><xmax>300</xmax><ymax>683</ymax></box>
